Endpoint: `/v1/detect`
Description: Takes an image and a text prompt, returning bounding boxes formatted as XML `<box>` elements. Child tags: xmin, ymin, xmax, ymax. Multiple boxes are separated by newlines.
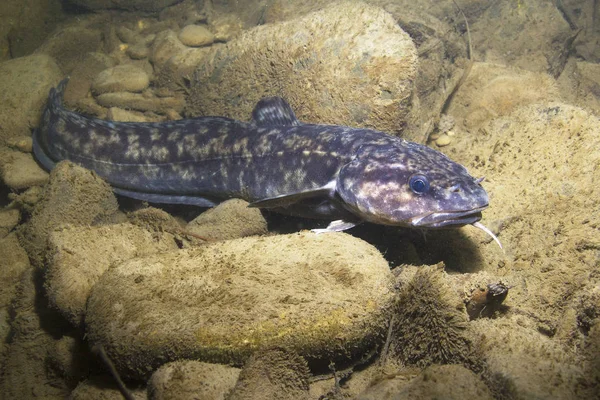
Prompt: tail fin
<box><xmin>48</xmin><ymin>77</ymin><xmax>69</xmax><ymax>110</ymax></box>
<box><xmin>33</xmin><ymin>77</ymin><xmax>70</xmax><ymax>171</ymax></box>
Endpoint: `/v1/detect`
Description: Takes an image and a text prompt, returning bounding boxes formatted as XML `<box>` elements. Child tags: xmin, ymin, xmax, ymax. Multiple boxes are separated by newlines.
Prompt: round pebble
<box><xmin>178</xmin><ymin>24</ymin><xmax>215</xmax><ymax>47</ymax></box>
<box><xmin>435</xmin><ymin>133</ymin><xmax>452</xmax><ymax>147</ymax></box>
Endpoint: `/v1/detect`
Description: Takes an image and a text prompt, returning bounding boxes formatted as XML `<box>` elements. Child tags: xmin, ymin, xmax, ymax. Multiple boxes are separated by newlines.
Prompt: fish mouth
<box><xmin>409</xmin><ymin>205</ymin><xmax>488</xmax><ymax>228</ymax></box>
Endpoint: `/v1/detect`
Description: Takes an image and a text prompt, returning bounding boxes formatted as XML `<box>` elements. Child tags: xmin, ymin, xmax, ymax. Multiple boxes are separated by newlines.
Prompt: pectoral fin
<box><xmin>248</xmin><ymin>189</ymin><xmax>330</xmax><ymax>209</ymax></box>
<box><xmin>311</xmin><ymin>219</ymin><xmax>361</xmax><ymax>233</ymax></box>
<box><xmin>248</xmin><ymin>183</ymin><xmax>336</xmax><ymax>209</ymax></box>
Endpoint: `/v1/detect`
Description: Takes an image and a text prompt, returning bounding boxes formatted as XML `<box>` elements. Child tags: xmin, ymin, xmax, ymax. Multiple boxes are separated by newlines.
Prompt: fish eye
<box><xmin>409</xmin><ymin>174</ymin><xmax>430</xmax><ymax>195</ymax></box>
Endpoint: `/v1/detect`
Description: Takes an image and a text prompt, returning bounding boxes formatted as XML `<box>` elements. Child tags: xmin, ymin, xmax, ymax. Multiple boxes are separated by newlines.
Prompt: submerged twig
<box><xmin>91</xmin><ymin>344</ymin><xmax>135</xmax><ymax>400</ymax></box>
<box><xmin>440</xmin><ymin>0</ymin><xmax>474</xmax><ymax>116</ymax></box>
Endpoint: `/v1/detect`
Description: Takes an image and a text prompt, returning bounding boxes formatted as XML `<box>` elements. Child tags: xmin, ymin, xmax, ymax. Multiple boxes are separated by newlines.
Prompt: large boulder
<box><xmin>0</xmin><ymin>54</ymin><xmax>62</xmax><ymax>142</ymax></box>
<box><xmin>188</xmin><ymin>1</ymin><xmax>418</xmax><ymax>137</ymax></box>
<box><xmin>86</xmin><ymin>232</ymin><xmax>395</xmax><ymax>379</ymax></box>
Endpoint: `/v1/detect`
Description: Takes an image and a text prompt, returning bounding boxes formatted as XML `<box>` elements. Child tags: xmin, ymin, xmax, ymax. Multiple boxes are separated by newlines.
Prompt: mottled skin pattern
<box><xmin>34</xmin><ymin>79</ymin><xmax>490</xmax><ymax>230</ymax></box>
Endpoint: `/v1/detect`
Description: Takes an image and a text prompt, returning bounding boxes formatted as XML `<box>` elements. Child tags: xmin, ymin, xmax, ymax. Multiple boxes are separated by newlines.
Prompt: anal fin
<box><xmin>248</xmin><ymin>183</ymin><xmax>335</xmax><ymax>209</ymax></box>
<box><xmin>113</xmin><ymin>188</ymin><xmax>218</xmax><ymax>207</ymax></box>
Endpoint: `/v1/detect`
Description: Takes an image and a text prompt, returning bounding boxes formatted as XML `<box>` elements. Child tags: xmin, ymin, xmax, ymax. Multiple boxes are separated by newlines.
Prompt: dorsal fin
<box><xmin>251</xmin><ymin>97</ymin><xmax>301</xmax><ymax>127</ymax></box>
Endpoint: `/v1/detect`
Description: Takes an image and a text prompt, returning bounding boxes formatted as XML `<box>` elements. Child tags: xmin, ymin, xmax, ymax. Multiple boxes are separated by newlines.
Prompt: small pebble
<box><xmin>127</xmin><ymin>42</ymin><xmax>149</xmax><ymax>60</ymax></box>
<box><xmin>435</xmin><ymin>133</ymin><xmax>452</xmax><ymax>147</ymax></box>
<box><xmin>178</xmin><ymin>24</ymin><xmax>215</xmax><ymax>47</ymax></box>
<box><xmin>107</xmin><ymin>107</ymin><xmax>149</xmax><ymax>122</ymax></box>
<box><xmin>116</xmin><ymin>26</ymin><xmax>139</xmax><ymax>44</ymax></box>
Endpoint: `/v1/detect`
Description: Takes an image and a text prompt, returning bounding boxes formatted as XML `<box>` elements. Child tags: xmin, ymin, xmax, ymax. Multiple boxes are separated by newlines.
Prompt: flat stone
<box><xmin>67</xmin><ymin>0</ymin><xmax>181</xmax><ymax>13</ymax></box>
<box><xmin>107</xmin><ymin>107</ymin><xmax>151</xmax><ymax>122</ymax></box>
<box><xmin>86</xmin><ymin>232</ymin><xmax>394</xmax><ymax>379</ymax></box>
<box><xmin>92</xmin><ymin>64</ymin><xmax>150</xmax><ymax>94</ymax></box>
<box><xmin>96</xmin><ymin>91</ymin><xmax>185</xmax><ymax>113</ymax></box>
<box><xmin>0</xmin><ymin>147</ymin><xmax>49</xmax><ymax>190</ymax></box>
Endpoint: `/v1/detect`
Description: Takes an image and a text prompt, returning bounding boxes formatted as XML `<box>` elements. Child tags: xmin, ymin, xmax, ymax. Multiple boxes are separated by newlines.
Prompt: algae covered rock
<box><xmin>391</xmin><ymin>264</ymin><xmax>479</xmax><ymax>369</ymax></box>
<box><xmin>18</xmin><ymin>161</ymin><xmax>119</xmax><ymax>268</ymax></box>
<box><xmin>148</xmin><ymin>360</ymin><xmax>240</xmax><ymax>400</ymax></box>
<box><xmin>188</xmin><ymin>1</ymin><xmax>417</xmax><ymax>136</ymax></box>
<box><xmin>357</xmin><ymin>364</ymin><xmax>494</xmax><ymax>400</ymax></box>
<box><xmin>67</xmin><ymin>0</ymin><xmax>182</xmax><ymax>13</ymax></box>
<box><xmin>229</xmin><ymin>349</ymin><xmax>310</xmax><ymax>400</ymax></box>
<box><xmin>85</xmin><ymin>232</ymin><xmax>395</xmax><ymax>379</ymax></box>
<box><xmin>45</xmin><ymin>223</ymin><xmax>180</xmax><ymax>327</ymax></box>
<box><xmin>0</xmin><ymin>54</ymin><xmax>62</xmax><ymax>142</ymax></box>
<box><xmin>186</xmin><ymin>199</ymin><xmax>268</xmax><ymax>241</ymax></box>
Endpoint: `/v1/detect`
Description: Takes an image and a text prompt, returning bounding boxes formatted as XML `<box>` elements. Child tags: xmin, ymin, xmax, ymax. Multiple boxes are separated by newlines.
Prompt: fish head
<box><xmin>336</xmin><ymin>142</ymin><xmax>489</xmax><ymax>228</ymax></box>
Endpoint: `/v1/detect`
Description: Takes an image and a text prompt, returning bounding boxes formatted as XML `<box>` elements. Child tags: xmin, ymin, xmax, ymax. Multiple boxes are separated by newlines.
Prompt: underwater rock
<box><xmin>127</xmin><ymin>41</ymin><xmax>151</xmax><ymax>60</ymax></box>
<box><xmin>446</xmin><ymin>62</ymin><xmax>559</xmax><ymax>130</ymax></box>
<box><xmin>0</xmin><ymin>54</ymin><xmax>62</xmax><ymax>141</ymax></box>
<box><xmin>186</xmin><ymin>199</ymin><xmax>268</xmax><ymax>241</ymax></box>
<box><xmin>0</xmin><ymin>147</ymin><xmax>48</xmax><ymax>190</ymax></box>
<box><xmin>127</xmin><ymin>207</ymin><xmax>182</xmax><ymax>233</ymax></box>
<box><xmin>0</xmin><ymin>208</ymin><xmax>20</xmax><ymax>238</ymax></box>
<box><xmin>178</xmin><ymin>24</ymin><xmax>214</xmax><ymax>47</ymax></box>
<box><xmin>18</xmin><ymin>161</ymin><xmax>119</xmax><ymax>268</ymax></box>
<box><xmin>357</xmin><ymin>364</ymin><xmax>494</xmax><ymax>400</ymax></box>
<box><xmin>0</xmin><ymin>233</ymin><xmax>30</xmax><ymax>309</ymax></box>
<box><xmin>96</xmin><ymin>91</ymin><xmax>185</xmax><ymax>114</ymax></box>
<box><xmin>63</xmin><ymin>52</ymin><xmax>116</xmax><ymax>106</ymax></box>
<box><xmin>107</xmin><ymin>107</ymin><xmax>152</xmax><ymax>122</ymax></box>
<box><xmin>155</xmin><ymin>47</ymin><xmax>212</xmax><ymax>91</ymax></box>
<box><xmin>390</xmin><ymin>264</ymin><xmax>480</xmax><ymax>369</ymax></box>
<box><xmin>92</xmin><ymin>64</ymin><xmax>150</xmax><ymax>94</ymax></box>
<box><xmin>85</xmin><ymin>232</ymin><xmax>395</xmax><ymax>379</ymax></box>
<box><xmin>47</xmin><ymin>334</ymin><xmax>91</xmax><ymax>385</ymax></box>
<box><xmin>470</xmin><ymin>0</ymin><xmax>571</xmax><ymax>73</ymax></box>
<box><xmin>434</xmin><ymin>133</ymin><xmax>452</xmax><ymax>147</ymax></box>
<box><xmin>115</xmin><ymin>26</ymin><xmax>140</xmax><ymax>45</ymax></box>
<box><xmin>35</xmin><ymin>27</ymin><xmax>103</xmax><ymax>74</ymax></box>
<box><xmin>69</xmin><ymin>375</ymin><xmax>147</xmax><ymax>399</ymax></box>
<box><xmin>188</xmin><ymin>1</ymin><xmax>417</xmax><ymax>136</ymax></box>
<box><xmin>67</xmin><ymin>0</ymin><xmax>181</xmax><ymax>13</ymax></box>
<box><xmin>151</xmin><ymin>29</ymin><xmax>188</xmax><ymax>67</ymax></box>
<box><xmin>45</xmin><ymin>223</ymin><xmax>179</xmax><ymax>327</ymax></box>
<box><xmin>471</xmin><ymin>317</ymin><xmax>585</xmax><ymax>399</ymax></box>
<box><xmin>558</xmin><ymin>60</ymin><xmax>600</xmax><ymax>116</ymax></box>
<box><xmin>0</xmin><ymin>268</ymin><xmax>71</xmax><ymax>399</ymax></box>
<box><xmin>148</xmin><ymin>360</ymin><xmax>240</xmax><ymax>400</ymax></box>
<box><xmin>228</xmin><ymin>349</ymin><xmax>310</xmax><ymax>400</ymax></box>
<box><xmin>582</xmin><ymin>322</ymin><xmax>600</xmax><ymax>397</ymax></box>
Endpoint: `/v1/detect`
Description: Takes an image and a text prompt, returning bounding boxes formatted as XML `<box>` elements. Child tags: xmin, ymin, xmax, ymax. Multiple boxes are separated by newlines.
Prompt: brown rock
<box><xmin>86</xmin><ymin>232</ymin><xmax>394</xmax><ymax>379</ymax></box>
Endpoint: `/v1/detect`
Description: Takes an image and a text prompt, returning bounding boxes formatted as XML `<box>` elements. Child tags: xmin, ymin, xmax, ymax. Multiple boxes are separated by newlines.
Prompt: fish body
<box><xmin>34</xmin><ymin>79</ymin><xmax>492</xmax><ymax>233</ymax></box>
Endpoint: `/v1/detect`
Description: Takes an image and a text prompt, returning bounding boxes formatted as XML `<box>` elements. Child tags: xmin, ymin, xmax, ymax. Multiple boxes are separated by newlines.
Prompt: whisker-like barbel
<box><xmin>472</xmin><ymin>221</ymin><xmax>503</xmax><ymax>249</ymax></box>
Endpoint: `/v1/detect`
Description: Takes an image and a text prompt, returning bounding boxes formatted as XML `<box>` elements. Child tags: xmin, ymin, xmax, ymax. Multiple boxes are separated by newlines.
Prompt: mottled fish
<box><xmin>33</xmin><ymin>79</ymin><xmax>500</xmax><ymax>247</ymax></box>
